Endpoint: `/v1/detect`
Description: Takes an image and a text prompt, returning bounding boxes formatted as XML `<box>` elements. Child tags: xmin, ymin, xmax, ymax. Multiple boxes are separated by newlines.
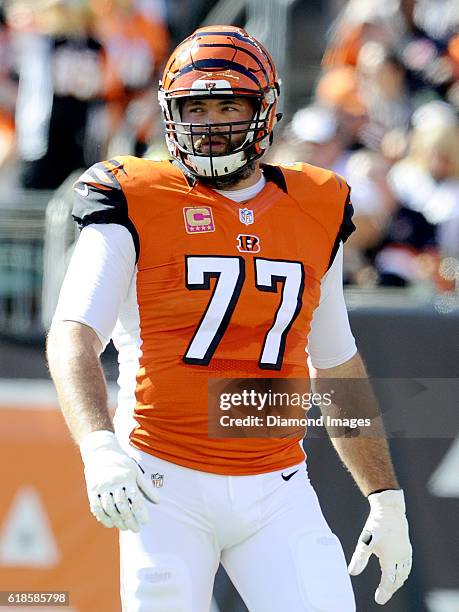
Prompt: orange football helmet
<box><xmin>158</xmin><ymin>25</ymin><xmax>281</xmax><ymax>178</ymax></box>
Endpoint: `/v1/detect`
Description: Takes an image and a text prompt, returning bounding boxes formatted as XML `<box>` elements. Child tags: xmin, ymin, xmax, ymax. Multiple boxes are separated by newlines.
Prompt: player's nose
<box><xmin>204</xmin><ymin>108</ymin><xmax>226</xmax><ymax>129</ymax></box>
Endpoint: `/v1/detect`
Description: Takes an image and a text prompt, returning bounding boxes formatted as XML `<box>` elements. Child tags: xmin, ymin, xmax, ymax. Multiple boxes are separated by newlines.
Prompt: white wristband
<box><xmin>368</xmin><ymin>489</ymin><xmax>405</xmax><ymax>512</ymax></box>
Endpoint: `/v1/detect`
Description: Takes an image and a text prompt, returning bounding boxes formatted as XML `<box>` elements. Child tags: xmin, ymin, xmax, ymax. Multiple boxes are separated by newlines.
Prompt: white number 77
<box><xmin>183</xmin><ymin>255</ymin><xmax>304</xmax><ymax>370</ymax></box>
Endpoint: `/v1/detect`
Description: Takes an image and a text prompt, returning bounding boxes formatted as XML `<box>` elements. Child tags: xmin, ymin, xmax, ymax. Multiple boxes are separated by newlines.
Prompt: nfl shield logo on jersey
<box><xmin>239</xmin><ymin>208</ymin><xmax>254</xmax><ymax>225</ymax></box>
<box><xmin>151</xmin><ymin>472</ymin><xmax>164</xmax><ymax>488</ymax></box>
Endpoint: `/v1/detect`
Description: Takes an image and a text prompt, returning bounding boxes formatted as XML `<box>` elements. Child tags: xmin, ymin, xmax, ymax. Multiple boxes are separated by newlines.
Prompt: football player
<box><xmin>47</xmin><ymin>25</ymin><xmax>412</xmax><ymax>612</ymax></box>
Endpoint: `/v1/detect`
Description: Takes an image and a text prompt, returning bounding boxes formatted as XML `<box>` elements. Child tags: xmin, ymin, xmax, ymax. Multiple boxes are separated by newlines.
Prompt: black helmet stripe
<box><xmin>197</xmin><ymin>43</ymin><xmax>269</xmax><ymax>82</ymax></box>
<box><xmin>171</xmin><ymin>59</ymin><xmax>261</xmax><ymax>86</ymax></box>
<box><xmin>196</xmin><ymin>30</ymin><xmax>259</xmax><ymax>49</ymax></box>
<box><xmin>196</xmin><ymin>30</ymin><xmax>276</xmax><ymax>74</ymax></box>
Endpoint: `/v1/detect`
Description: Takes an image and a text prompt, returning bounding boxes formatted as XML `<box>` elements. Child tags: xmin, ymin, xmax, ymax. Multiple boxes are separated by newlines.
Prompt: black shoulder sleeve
<box><xmin>72</xmin><ymin>160</ymin><xmax>139</xmax><ymax>261</ymax></box>
<box><xmin>260</xmin><ymin>163</ymin><xmax>288</xmax><ymax>193</ymax></box>
<box><xmin>327</xmin><ymin>187</ymin><xmax>356</xmax><ymax>271</ymax></box>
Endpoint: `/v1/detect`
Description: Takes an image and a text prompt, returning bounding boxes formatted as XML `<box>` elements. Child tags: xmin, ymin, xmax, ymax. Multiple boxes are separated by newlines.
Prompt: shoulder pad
<box><xmin>72</xmin><ymin>158</ymin><xmax>140</xmax><ymax>260</ymax></box>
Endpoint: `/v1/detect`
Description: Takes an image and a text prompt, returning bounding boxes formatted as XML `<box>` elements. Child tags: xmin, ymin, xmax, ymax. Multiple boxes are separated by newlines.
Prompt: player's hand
<box><xmin>79</xmin><ymin>430</ymin><xmax>159</xmax><ymax>533</ymax></box>
<box><xmin>348</xmin><ymin>489</ymin><xmax>412</xmax><ymax>605</ymax></box>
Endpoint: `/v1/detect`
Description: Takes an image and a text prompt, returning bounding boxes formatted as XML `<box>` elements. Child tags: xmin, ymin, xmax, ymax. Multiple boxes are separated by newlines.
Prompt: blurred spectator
<box><xmin>345</xmin><ymin>149</ymin><xmax>396</xmax><ymax>284</ymax></box>
<box><xmin>8</xmin><ymin>0</ymin><xmax>109</xmax><ymax>189</ymax></box>
<box><xmin>374</xmin><ymin>101</ymin><xmax>459</xmax><ymax>286</ymax></box>
<box><xmin>388</xmin><ymin>102</ymin><xmax>459</xmax><ymax>254</ymax></box>
<box><xmin>374</xmin><ymin>205</ymin><xmax>437</xmax><ymax>287</ymax></box>
<box><xmin>134</xmin><ymin>0</ymin><xmax>166</xmax><ymax>24</ymax></box>
<box><xmin>0</xmin><ymin>2</ymin><xmax>17</xmax><ymax>168</ymax></box>
<box><xmin>398</xmin><ymin>3</ymin><xmax>458</xmax><ymax>107</ymax></box>
<box><xmin>319</xmin><ymin>43</ymin><xmax>413</xmax><ymax>152</ymax></box>
<box><xmin>357</xmin><ymin>42</ymin><xmax>412</xmax><ymax>133</ymax></box>
<box><xmin>315</xmin><ymin>66</ymin><xmax>368</xmax><ymax>149</ymax></box>
<box><xmin>412</xmin><ymin>0</ymin><xmax>458</xmax><ymax>42</ymax></box>
<box><xmin>90</xmin><ymin>0</ymin><xmax>169</xmax><ymax>156</ymax></box>
<box><xmin>288</xmin><ymin>105</ymin><xmax>351</xmax><ymax>174</ymax></box>
<box><xmin>8</xmin><ymin>0</ymin><xmax>169</xmax><ymax>190</ymax></box>
<box><xmin>323</xmin><ymin>0</ymin><xmax>403</xmax><ymax>69</ymax></box>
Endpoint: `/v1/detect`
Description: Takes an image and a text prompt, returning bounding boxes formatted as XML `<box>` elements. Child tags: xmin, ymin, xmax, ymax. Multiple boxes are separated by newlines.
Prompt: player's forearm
<box><xmin>326</xmin><ymin>435</ymin><xmax>399</xmax><ymax>496</ymax></box>
<box><xmin>47</xmin><ymin>321</ymin><xmax>113</xmax><ymax>443</ymax></box>
<box><xmin>312</xmin><ymin>352</ymin><xmax>399</xmax><ymax>496</ymax></box>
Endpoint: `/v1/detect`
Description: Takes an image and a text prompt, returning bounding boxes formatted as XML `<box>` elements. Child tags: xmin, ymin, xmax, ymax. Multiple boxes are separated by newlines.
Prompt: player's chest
<box><xmin>137</xmin><ymin>192</ymin><xmax>330</xmax><ymax>272</ymax></box>
<box><xmin>134</xmin><ymin>191</ymin><xmax>327</xmax><ymax>368</ymax></box>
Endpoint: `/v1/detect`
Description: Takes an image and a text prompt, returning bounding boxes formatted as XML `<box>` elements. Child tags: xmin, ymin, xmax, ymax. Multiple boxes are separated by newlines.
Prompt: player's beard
<box><xmin>192</xmin><ymin>126</ymin><xmax>257</xmax><ymax>189</ymax></box>
<box><xmin>198</xmin><ymin>159</ymin><xmax>257</xmax><ymax>189</ymax></box>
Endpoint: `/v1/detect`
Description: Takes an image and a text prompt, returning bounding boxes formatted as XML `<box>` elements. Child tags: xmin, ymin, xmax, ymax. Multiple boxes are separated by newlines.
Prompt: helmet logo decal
<box><xmin>190</xmin><ymin>79</ymin><xmax>233</xmax><ymax>93</ymax></box>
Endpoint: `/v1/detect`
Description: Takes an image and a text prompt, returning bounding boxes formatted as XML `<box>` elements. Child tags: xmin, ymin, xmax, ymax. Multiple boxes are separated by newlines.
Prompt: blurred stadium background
<box><xmin>0</xmin><ymin>0</ymin><xmax>458</xmax><ymax>610</ymax></box>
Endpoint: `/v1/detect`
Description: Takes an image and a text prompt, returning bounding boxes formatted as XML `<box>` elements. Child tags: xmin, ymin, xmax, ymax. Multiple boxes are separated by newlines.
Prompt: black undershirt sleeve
<box><xmin>327</xmin><ymin>189</ymin><xmax>355</xmax><ymax>271</ymax></box>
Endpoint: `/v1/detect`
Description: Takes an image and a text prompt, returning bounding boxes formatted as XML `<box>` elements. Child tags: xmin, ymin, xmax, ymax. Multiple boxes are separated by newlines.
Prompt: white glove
<box><xmin>348</xmin><ymin>489</ymin><xmax>412</xmax><ymax>605</ymax></box>
<box><xmin>80</xmin><ymin>430</ymin><xmax>159</xmax><ymax>533</ymax></box>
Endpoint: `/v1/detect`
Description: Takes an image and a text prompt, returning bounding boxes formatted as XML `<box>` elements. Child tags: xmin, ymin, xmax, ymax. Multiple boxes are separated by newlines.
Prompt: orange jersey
<box><xmin>73</xmin><ymin>158</ymin><xmax>354</xmax><ymax>474</ymax></box>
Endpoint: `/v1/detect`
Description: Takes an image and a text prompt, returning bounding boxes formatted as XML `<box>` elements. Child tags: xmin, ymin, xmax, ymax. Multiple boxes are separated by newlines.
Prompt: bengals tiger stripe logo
<box><xmin>237</xmin><ymin>234</ymin><xmax>261</xmax><ymax>253</ymax></box>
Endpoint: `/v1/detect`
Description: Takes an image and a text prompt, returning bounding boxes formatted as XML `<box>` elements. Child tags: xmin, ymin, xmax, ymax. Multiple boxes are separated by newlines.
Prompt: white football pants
<box><xmin>120</xmin><ymin>449</ymin><xmax>355</xmax><ymax>612</ymax></box>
